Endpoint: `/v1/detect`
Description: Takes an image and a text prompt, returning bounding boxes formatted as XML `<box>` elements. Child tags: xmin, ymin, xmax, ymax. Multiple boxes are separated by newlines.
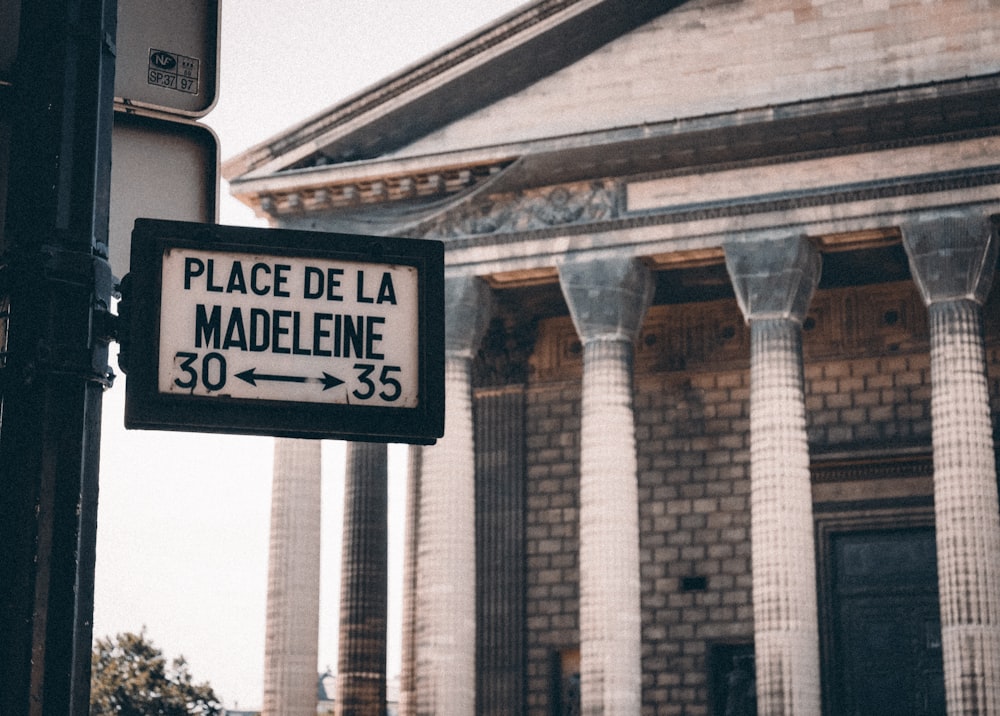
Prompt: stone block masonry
<box><xmin>524</xmin><ymin>382</ymin><xmax>581</xmax><ymax>714</ymax></box>
<box><xmin>511</xmin><ymin>272</ymin><xmax>1000</xmax><ymax>714</ymax></box>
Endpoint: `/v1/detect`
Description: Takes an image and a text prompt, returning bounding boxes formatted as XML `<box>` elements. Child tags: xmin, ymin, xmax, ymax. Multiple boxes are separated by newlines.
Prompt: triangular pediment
<box><xmin>226</xmin><ymin>0</ymin><xmax>1000</xmax><ymax>187</ymax></box>
<box><xmin>224</xmin><ymin>0</ymin><xmax>680</xmax><ymax>181</ymax></box>
<box><xmin>225</xmin><ymin>0</ymin><xmax>1000</xmax><ymax>244</ymax></box>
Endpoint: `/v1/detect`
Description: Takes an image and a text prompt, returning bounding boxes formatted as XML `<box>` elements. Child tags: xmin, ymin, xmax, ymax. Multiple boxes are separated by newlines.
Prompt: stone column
<box><xmin>262</xmin><ymin>439</ymin><xmax>323</xmax><ymax>716</ymax></box>
<box><xmin>902</xmin><ymin>213</ymin><xmax>1000</xmax><ymax>716</ymax></box>
<box><xmin>335</xmin><ymin>442</ymin><xmax>388</xmax><ymax>716</ymax></box>
<box><xmin>558</xmin><ymin>256</ymin><xmax>653</xmax><ymax>716</ymax></box>
<box><xmin>724</xmin><ymin>236</ymin><xmax>822</xmax><ymax>715</ymax></box>
<box><xmin>408</xmin><ymin>276</ymin><xmax>493</xmax><ymax>715</ymax></box>
<box><xmin>475</xmin><ymin>385</ymin><xmax>528</xmax><ymax>714</ymax></box>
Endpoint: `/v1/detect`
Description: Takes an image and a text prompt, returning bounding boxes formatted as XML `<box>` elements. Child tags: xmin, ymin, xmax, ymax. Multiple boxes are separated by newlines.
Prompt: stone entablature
<box><xmin>624</xmin><ymin>134</ymin><xmax>1000</xmax><ymax>215</ymax></box>
<box><xmin>237</xmin><ymin>123</ymin><xmax>1000</xmax><ymax>245</ymax></box>
<box><xmin>526</xmin><ymin>280</ymin><xmax>933</xmax><ymax>383</ymax></box>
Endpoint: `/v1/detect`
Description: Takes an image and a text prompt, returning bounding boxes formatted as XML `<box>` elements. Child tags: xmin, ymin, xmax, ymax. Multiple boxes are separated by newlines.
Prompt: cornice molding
<box><xmin>413</xmin><ymin>143</ymin><xmax>1000</xmax><ymax>249</ymax></box>
<box><xmin>243</xmin><ymin>131</ymin><xmax>1000</xmax><ymax>232</ymax></box>
<box><xmin>232</xmin><ymin>77</ymin><xmax>1000</xmax><ymax>235</ymax></box>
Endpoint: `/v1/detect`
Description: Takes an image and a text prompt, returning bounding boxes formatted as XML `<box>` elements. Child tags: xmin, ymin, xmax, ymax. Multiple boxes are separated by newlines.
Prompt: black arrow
<box><xmin>320</xmin><ymin>372</ymin><xmax>345</xmax><ymax>390</ymax></box>
<box><xmin>236</xmin><ymin>368</ymin><xmax>345</xmax><ymax>391</ymax></box>
<box><xmin>235</xmin><ymin>368</ymin><xmax>306</xmax><ymax>386</ymax></box>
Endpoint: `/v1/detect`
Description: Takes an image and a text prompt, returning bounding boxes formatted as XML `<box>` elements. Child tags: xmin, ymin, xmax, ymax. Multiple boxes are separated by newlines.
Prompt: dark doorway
<box><xmin>827</xmin><ymin>527</ymin><xmax>944</xmax><ymax>715</ymax></box>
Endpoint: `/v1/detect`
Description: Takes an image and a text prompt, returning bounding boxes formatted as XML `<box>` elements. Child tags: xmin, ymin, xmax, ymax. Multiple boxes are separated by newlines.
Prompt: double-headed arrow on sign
<box><xmin>236</xmin><ymin>368</ymin><xmax>345</xmax><ymax>391</ymax></box>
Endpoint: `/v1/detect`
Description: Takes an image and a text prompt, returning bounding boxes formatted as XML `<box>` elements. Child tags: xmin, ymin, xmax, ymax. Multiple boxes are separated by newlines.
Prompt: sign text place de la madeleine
<box><xmin>160</xmin><ymin>248</ymin><xmax>420</xmax><ymax>408</ymax></box>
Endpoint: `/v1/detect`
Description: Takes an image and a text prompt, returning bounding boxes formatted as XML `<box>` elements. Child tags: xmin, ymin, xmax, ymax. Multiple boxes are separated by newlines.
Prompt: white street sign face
<box><xmin>123</xmin><ymin>219</ymin><xmax>444</xmax><ymax>444</ymax></box>
<box><xmin>157</xmin><ymin>247</ymin><xmax>419</xmax><ymax>407</ymax></box>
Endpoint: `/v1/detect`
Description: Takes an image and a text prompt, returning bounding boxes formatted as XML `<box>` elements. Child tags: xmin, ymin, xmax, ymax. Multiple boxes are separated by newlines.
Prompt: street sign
<box><xmin>122</xmin><ymin>219</ymin><xmax>445</xmax><ymax>444</ymax></box>
<box><xmin>114</xmin><ymin>0</ymin><xmax>219</xmax><ymax>117</ymax></box>
<box><xmin>109</xmin><ymin>110</ymin><xmax>218</xmax><ymax>278</ymax></box>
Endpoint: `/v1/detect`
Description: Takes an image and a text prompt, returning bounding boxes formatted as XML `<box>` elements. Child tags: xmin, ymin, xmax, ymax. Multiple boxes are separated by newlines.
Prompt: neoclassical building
<box><xmin>224</xmin><ymin>1</ymin><xmax>1000</xmax><ymax>714</ymax></box>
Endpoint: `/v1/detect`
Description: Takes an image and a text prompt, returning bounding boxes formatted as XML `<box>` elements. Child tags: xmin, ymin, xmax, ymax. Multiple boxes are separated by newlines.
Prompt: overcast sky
<box><xmin>94</xmin><ymin>1</ymin><xmax>525</xmax><ymax>709</ymax></box>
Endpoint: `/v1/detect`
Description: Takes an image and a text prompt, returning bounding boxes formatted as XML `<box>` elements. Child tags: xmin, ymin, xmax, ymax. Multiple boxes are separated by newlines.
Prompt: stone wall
<box><xmin>635</xmin><ymin>368</ymin><xmax>753</xmax><ymax>715</ymax></box>
<box><xmin>508</xmin><ymin>276</ymin><xmax>1000</xmax><ymax>714</ymax></box>
<box><xmin>523</xmin><ymin>382</ymin><xmax>581</xmax><ymax>713</ymax></box>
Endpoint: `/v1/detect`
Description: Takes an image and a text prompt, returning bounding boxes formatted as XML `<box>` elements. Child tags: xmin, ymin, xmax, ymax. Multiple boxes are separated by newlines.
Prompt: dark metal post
<box><xmin>0</xmin><ymin>0</ymin><xmax>117</xmax><ymax>714</ymax></box>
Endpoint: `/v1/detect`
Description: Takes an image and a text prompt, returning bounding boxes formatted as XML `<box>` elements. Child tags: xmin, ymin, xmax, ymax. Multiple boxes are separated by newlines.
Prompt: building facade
<box><xmin>225</xmin><ymin>1</ymin><xmax>1000</xmax><ymax>713</ymax></box>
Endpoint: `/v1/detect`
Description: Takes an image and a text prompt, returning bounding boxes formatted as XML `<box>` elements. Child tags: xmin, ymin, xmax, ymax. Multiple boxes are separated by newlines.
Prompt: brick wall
<box><xmin>524</xmin><ymin>382</ymin><xmax>581</xmax><ymax>714</ymax></box>
<box><xmin>516</xmin><ymin>279</ymin><xmax>1000</xmax><ymax>714</ymax></box>
<box><xmin>805</xmin><ymin>354</ymin><xmax>932</xmax><ymax>448</ymax></box>
<box><xmin>635</xmin><ymin>369</ymin><xmax>752</xmax><ymax>716</ymax></box>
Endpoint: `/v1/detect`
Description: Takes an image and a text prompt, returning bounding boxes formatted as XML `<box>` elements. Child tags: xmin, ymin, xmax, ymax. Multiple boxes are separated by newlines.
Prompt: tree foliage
<box><xmin>90</xmin><ymin>629</ymin><xmax>223</xmax><ymax>716</ymax></box>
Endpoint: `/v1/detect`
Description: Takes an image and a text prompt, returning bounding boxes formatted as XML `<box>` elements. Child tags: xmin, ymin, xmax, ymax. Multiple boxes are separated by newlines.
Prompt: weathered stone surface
<box><xmin>902</xmin><ymin>213</ymin><xmax>998</xmax><ymax>305</ymax></box>
<box><xmin>403</xmin><ymin>1</ymin><xmax>1000</xmax><ymax>156</ymax></box>
<box><xmin>406</xmin><ymin>278</ymin><xmax>493</xmax><ymax>715</ymax></box>
<box><xmin>558</xmin><ymin>256</ymin><xmax>653</xmax><ymax>343</ymax></box>
<box><xmin>926</xmin><ymin>299</ymin><xmax>1000</xmax><ymax>715</ymax></box>
<box><xmin>559</xmin><ymin>258</ymin><xmax>653</xmax><ymax>715</ymax></box>
<box><xmin>746</xmin><ymin>318</ymin><xmax>821</xmax><ymax>716</ymax></box>
<box><xmin>904</xmin><ymin>215</ymin><xmax>1000</xmax><ymax>715</ymax></box>
<box><xmin>724</xmin><ymin>235</ymin><xmax>820</xmax><ymax>322</ymax></box>
<box><xmin>445</xmin><ymin>275</ymin><xmax>495</xmax><ymax>357</ymax></box>
<box><xmin>263</xmin><ymin>440</ymin><xmax>322</xmax><ymax>716</ymax></box>
<box><xmin>725</xmin><ymin>236</ymin><xmax>822</xmax><ymax>715</ymax></box>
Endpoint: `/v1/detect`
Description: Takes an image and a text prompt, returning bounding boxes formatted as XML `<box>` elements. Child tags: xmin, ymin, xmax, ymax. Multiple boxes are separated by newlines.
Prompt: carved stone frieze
<box><xmin>636</xmin><ymin>300</ymin><xmax>749</xmax><ymax>373</ymax></box>
<box><xmin>811</xmin><ymin>453</ymin><xmax>933</xmax><ymax>484</ymax></box>
<box><xmin>800</xmin><ymin>282</ymin><xmax>930</xmax><ymax>360</ymax></box>
<box><xmin>528</xmin><ymin>281</ymin><xmax>937</xmax><ymax>383</ymax></box>
<box><xmin>473</xmin><ymin>316</ymin><xmax>538</xmax><ymax>388</ymax></box>
<box><xmin>424</xmin><ymin>157</ymin><xmax>1000</xmax><ymax>250</ymax></box>
<box><xmin>419</xmin><ymin>180</ymin><xmax>619</xmax><ymax>238</ymax></box>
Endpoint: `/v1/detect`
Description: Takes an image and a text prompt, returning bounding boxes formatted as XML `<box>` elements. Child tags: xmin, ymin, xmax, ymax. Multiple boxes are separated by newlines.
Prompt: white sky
<box><xmin>94</xmin><ymin>1</ymin><xmax>525</xmax><ymax>709</ymax></box>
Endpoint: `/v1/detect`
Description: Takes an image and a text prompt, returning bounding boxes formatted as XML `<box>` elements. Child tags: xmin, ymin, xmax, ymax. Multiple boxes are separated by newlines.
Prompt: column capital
<box><xmin>724</xmin><ymin>235</ymin><xmax>820</xmax><ymax>323</ymax></box>
<box><xmin>901</xmin><ymin>212</ymin><xmax>998</xmax><ymax>306</ymax></box>
<box><xmin>557</xmin><ymin>255</ymin><xmax>653</xmax><ymax>343</ymax></box>
<box><xmin>444</xmin><ymin>275</ymin><xmax>494</xmax><ymax>358</ymax></box>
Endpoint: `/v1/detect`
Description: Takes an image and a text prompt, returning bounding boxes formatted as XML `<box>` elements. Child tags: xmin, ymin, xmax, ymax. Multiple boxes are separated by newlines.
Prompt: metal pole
<box><xmin>0</xmin><ymin>0</ymin><xmax>117</xmax><ymax>713</ymax></box>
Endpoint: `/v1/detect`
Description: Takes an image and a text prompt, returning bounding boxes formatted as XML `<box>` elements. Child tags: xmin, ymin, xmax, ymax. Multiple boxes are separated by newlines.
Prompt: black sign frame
<box><xmin>122</xmin><ymin>219</ymin><xmax>444</xmax><ymax>444</ymax></box>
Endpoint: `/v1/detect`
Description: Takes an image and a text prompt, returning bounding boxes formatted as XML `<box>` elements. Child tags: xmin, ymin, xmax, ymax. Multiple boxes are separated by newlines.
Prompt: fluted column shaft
<box><xmin>903</xmin><ymin>214</ymin><xmax>1000</xmax><ymax>715</ymax></box>
<box><xmin>405</xmin><ymin>276</ymin><xmax>492</xmax><ymax>716</ymax></box>
<box><xmin>475</xmin><ymin>386</ymin><xmax>528</xmax><ymax>714</ymax></box>
<box><xmin>415</xmin><ymin>355</ymin><xmax>477</xmax><ymax>715</ymax></box>
<box><xmin>579</xmin><ymin>338</ymin><xmax>643</xmax><ymax>716</ymax></box>
<box><xmin>748</xmin><ymin>319</ymin><xmax>819</xmax><ymax>714</ymax></box>
<box><xmin>725</xmin><ymin>236</ymin><xmax>821</xmax><ymax>715</ymax></box>
<box><xmin>559</xmin><ymin>256</ymin><xmax>653</xmax><ymax>716</ymax></box>
<box><xmin>263</xmin><ymin>439</ymin><xmax>323</xmax><ymax>716</ymax></box>
<box><xmin>336</xmin><ymin>442</ymin><xmax>388</xmax><ymax>716</ymax></box>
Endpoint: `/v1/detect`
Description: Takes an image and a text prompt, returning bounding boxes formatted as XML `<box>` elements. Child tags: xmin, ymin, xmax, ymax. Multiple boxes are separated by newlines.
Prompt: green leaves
<box><xmin>90</xmin><ymin>628</ymin><xmax>223</xmax><ymax>716</ymax></box>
